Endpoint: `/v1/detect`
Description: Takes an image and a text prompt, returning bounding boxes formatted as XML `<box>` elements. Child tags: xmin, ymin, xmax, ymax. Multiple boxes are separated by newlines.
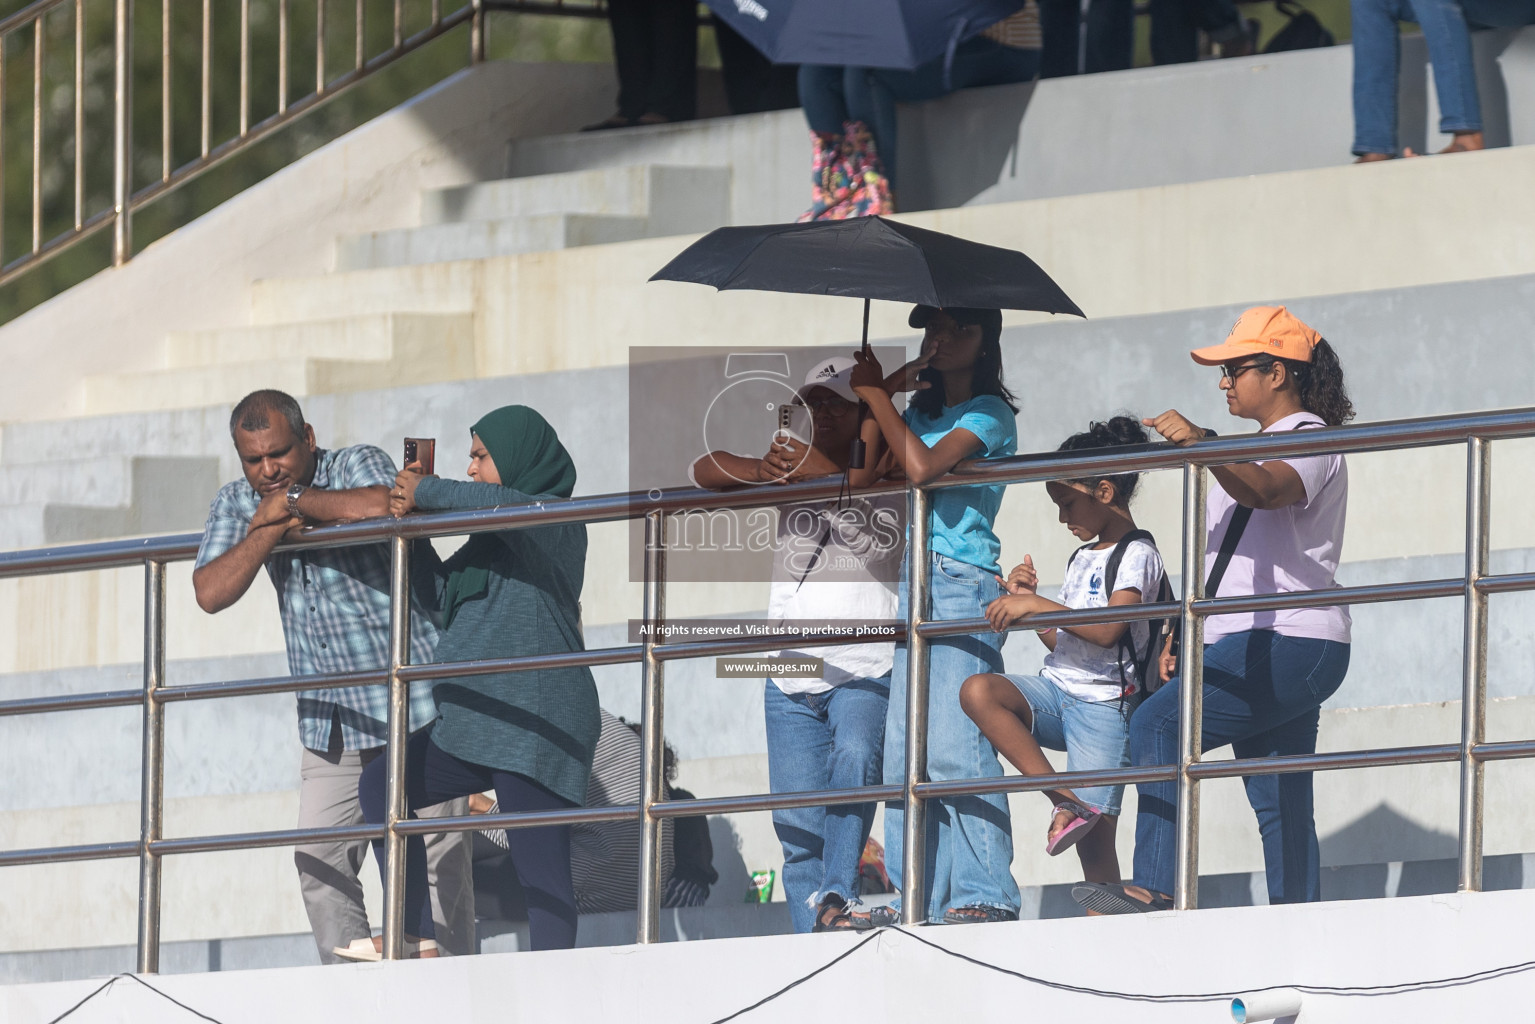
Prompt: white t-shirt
<box><xmin>767</xmin><ymin>494</ymin><xmax>903</xmax><ymax>694</ymax></box>
<box><xmin>1042</xmin><ymin>538</ymin><xmax>1166</xmax><ymax>702</ymax></box>
<box><xmin>1203</xmin><ymin>412</ymin><xmax>1351</xmax><ymax>645</ymax></box>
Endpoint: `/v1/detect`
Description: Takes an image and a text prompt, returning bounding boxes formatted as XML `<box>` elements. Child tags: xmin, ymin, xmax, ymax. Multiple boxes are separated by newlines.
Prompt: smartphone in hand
<box><xmin>403</xmin><ymin>437</ymin><xmax>435</xmax><ymax>475</ymax></box>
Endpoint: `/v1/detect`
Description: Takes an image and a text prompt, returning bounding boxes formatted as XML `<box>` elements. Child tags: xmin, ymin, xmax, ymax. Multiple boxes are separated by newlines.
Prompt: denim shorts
<box><xmin>1004</xmin><ymin>674</ymin><xmax>1139</xmax><ymax>816</ymax></box>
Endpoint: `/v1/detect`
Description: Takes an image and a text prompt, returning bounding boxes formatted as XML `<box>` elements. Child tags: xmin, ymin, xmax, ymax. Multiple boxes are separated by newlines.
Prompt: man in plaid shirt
<box><xmin>193</xmin><ymin>390</ymin><xmax>472</xmax><ymax>962</ymax></box>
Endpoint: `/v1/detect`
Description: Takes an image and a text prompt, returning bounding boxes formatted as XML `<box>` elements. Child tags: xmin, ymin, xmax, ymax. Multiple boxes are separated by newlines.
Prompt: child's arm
<box><xmin>848</xmin><ymin>349</ymin><xmax>986</xmax><ymax>486</ymax></box>
<box><xmin>984</xmin><ymin>587</ymin><xmax>1144</xmax><ymax>647</ymax></box>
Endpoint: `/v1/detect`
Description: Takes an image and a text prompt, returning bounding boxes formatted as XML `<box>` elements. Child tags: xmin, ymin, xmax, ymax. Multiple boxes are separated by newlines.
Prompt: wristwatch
<box><xmin>285</xmin><ymin>483</ymin><xmax>307</xmax><ymax>517</ymax></box>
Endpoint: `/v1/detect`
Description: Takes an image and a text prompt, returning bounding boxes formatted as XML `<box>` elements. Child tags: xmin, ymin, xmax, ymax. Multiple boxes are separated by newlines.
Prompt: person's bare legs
<box><xmin>1074</xmin><ymin>814</ymin><xmax>1120</xmax><ymax>883</ymax></box>
<box><xmin>959</xmin><ymin>674</ymin><xmax>1085</xmax><ymax>833</ymax></box>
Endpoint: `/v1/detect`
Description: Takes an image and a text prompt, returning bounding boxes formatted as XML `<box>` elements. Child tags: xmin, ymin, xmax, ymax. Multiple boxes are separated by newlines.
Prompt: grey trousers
<box><xmin>296</xmin><ymin>743</ymin><xmax>475</xmax><ymax>963</ymax></box>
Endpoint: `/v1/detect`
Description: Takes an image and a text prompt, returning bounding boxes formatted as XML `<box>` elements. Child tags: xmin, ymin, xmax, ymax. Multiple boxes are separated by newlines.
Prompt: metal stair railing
<box><xmin>0</xmin><ymin>405</ymin><xmax>1532</xmax><ymax>969</ymax></box>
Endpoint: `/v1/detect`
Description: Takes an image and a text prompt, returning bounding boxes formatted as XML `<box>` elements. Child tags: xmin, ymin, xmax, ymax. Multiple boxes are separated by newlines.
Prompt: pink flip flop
<box><xmin>1045</xmin><ymin>801</ymin><xmax>1102</xmax><ymax>856</ymax></box>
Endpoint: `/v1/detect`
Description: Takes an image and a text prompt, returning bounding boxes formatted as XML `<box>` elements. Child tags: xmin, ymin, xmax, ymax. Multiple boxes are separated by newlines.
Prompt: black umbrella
<box><xmin>650</xmin><ymin>215</ymin><xmax>1084</xmax><ymax>349</ymax></box>
<box><xmin>704</xmin><ymin>0</ymin><xmax>1026</xmax><ymax>71</ymax></box>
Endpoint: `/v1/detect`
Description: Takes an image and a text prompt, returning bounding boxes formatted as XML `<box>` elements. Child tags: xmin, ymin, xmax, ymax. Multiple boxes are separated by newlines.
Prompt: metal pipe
<box><xmin>900</xmin><ymin>487</ymin><xmax>933</xmax><ymax>926</ymax></box>
<box><xmin>33</xmin><ymin>16</ymin><xmax>44</xmax><ymax>254</ymax></box>
<box><xmin>1473</xmin><ymin>738</ymin><xmax>1535</xmax><ymax>763</ymax></box>
<box><xmin>381</xmin><ymin>535</ymin><xmax>412</xmax><ymax>959</ymax></box>
<box><xmin>1477</xmin><ymin>571</ymin><xmax>1535</xmax><ymax>595</ymax></box>
<box><xmin>471</xmin><ymin>0</ymin><xmax>485</xmax><ymax>62</ymax></box>
<box><xmin>239</xmin><ymin>0</ymin><xmax>250</xmax><ymax>135</ymax></box>
<box><xmin>1458</xmin><ymin>436</ymin><xmax>1491</xmax><ymax>892</ymax></box>
<box><xmin>0</xmin><ymin>688</ymin><xmax>142</xmax><ymax>717</ymax></box>
<box><xmin>636</xmin><ymin>510</ymin><xmax>667</xmax><ymax>944</ymax></box>
<box><xmin>111</xmin><ymin>0</ymin><xmax>130</xmax><ymax>264</ymax></box>
<box><xmin>200</xmin><ymin>0</ymin><xmax>210</xmax><ymax>156</ymax></box>
<box><xmin>136</xmin><ymin>560</ymin><xmax>167</xmax><ymax>974</ymax></box>
<box><xmin>278</xmin><ymin>0</ymin><xmax>289</xmax><ymax>113</ymax></box>
<box><xmin>316</xmin><ymin>0</ymin><xmax>326</xmax><ymax>91</ymax></box>
<box><xmin>161</xmin><ymin>0</ymin><xmax>171</xmax><ymax>181</ymax></box>
<box><xmin>1</xmin><ymin>40</ymin><xmax>7</xmax><ymax>265</ymax></box>
<box><xmin>1174</xmin><ymin>462</ymin><xmax>1208</xmax><ymax>910</ymax></box>
<box><xmin>0</xmin><ymin>840</ymin><xmax>140</xmax><ymax>868</ymax></box>
<box><xmin>394</xmin><ymin>0</ymin><xmax>403</xmax><ymax>49</ymax></box>
<box><xmin>355</xmin><ymin>0</ymin><xmax>364</xmax><ymax>71</ymax></box>
<box><xmin>74</xmin><ymin>0</ymin><xmax>83</xmax><ymax>228</ymax></box>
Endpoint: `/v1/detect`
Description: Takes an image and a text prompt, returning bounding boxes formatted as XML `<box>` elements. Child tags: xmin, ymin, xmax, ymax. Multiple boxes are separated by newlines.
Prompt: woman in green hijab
<box><xmin>355</xmin><ymin>406</ymin><xmax>600</xmax><ymax>955</ymax></box>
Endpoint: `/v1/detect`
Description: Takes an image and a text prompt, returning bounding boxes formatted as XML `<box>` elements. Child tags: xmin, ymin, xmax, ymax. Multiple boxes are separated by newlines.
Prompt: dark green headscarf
<box><xmin>441</xmin><ymin>406</ymin><xmax>577</xmax><ymax>628</ymax></box>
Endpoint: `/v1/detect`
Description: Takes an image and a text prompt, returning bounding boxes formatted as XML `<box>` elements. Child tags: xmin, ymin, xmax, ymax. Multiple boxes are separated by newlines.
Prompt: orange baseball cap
<box><xmin>1190</xmin><ymin>306</ymin><xmax>1321</xmax><ymax>366</ymax></box>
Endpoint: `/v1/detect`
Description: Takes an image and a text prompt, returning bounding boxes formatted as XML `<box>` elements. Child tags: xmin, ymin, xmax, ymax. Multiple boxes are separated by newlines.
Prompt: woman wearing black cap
<box><xmin>847</xmin><ymin>305</ymin><xmax>1024</xmax><ymax>926</ymax></box>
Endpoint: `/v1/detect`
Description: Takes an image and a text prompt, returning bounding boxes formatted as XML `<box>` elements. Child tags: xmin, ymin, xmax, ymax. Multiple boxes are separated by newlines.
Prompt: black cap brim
<box><xmin>909</xmin><ymin>305</ymin><xmax>1002</xmax><ymax>331</ymax></box>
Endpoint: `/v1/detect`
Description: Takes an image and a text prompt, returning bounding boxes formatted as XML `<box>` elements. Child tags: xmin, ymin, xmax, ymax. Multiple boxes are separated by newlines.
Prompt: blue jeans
<box><xmin>1004</xmin><ymin>674</ymin><xmax>1140</xmax><ymax>816</ymax></box>
<box><xmin>1351</xmin><ymin>0</ymin><xmax>1483</xmax><ymax>154</ymax></box>
<box><xmin>1039</xmin><ymin>0</ymin><xmax>1134</xmax><ymax>76</ymax></box>
<box><xmin>1130</xmin><ymin>631</ymin><xmax>1350</xmax><ymax>904</ymax></box>
<box><xmin>884</xmin><ymin>554</ymin><xmax>1018</xmax><ymax>920</ymax></box>
<box><xmin>798</xmin><ymin>39</ymin><xmax>1039</xmax><ymax>188</ymax></box>
<box><xmin>764</xmin><ymin>676</ymin><xmax>890</xmax><ymax>933</ymax></box>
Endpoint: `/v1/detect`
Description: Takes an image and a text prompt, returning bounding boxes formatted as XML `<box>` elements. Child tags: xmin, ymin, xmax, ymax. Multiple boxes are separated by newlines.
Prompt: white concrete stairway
<box><xmin>0</xmin><ymin>455</ymin><xmax>220</xmax><ymax>547</ymax></box>
<box><xmin>81</xmin><ymin>312</ymin><xmax>476</xmax><ymax>418</ymax></box>
<box><xmin>333</xmin><ymin>164</ymin><xmax>733</xmax><ymax>271</ymax></box>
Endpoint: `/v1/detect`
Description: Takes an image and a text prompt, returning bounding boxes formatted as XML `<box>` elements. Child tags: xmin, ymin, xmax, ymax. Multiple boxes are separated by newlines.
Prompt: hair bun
<box><xmin>1090</xmin><ymin>416</ymin><xmax>1149</xmax><ymax>448</ymax></box>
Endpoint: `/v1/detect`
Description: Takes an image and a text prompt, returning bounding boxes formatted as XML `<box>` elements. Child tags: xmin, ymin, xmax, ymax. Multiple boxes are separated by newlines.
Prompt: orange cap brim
<box><xmin>1189</xmin><ymin>340</ymin><xmax>1272</xmax><ymax>366</ymax></box>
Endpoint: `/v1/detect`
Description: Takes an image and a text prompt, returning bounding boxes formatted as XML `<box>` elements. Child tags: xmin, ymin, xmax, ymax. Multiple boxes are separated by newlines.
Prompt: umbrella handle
<box><xmin>861</xmin><ymin>297</ymin><xmax>871</xmax><ymax>354</ymax></box>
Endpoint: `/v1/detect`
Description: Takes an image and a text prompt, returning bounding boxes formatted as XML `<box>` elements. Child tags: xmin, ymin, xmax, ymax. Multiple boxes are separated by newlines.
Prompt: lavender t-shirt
<box><xmin>1203</xmin><ymin>412</ymin><xmax>1351</xmax><ymax>645</ymax></box>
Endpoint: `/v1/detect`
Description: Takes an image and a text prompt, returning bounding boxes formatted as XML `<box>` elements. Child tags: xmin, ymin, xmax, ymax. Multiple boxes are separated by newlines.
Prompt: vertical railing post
<box><xmin>1173</xmin><ymin>461</ymin><xmax>1208</xmax><ymax>910</ymax></box>
<box><xmin>636</xmin><ymin>511</ymin><xmax>667</xmax><ymax>944</ymax></box>
<box><xmin>899</xmin><ymin>486</ymin><xmax>933</xmax><ymax>925</ymax></box>
<box><xmin>1458</xmin><ymin>437</ymin><xmax>1491</xmax><ymax>891</ymax></box>
<box><xmin>136</xmin><ymin>559</ymin><xmax>167</xmax><ymax>974</ymax></box>
<box><xmin>381</xmin><ymin>535</ymin><xmax>412</xmax><ymax>959</ymax></box>
<box><xmin>470</xmin><ymin>0</ymin><xmax>486</xmax><ymax>63</ymax></box>
<box><xmin>112</xmin><ymin>0</ymin><xmax>133</xmax><ymax>265</ymax></box>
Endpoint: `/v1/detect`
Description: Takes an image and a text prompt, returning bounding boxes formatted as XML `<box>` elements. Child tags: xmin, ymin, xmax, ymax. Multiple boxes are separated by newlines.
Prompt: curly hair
<box><xmin>1058</xmin><ymin>415</ymin><xmax>1151</xmax><ymax>507</ymax></box>
<box><xmin>1280</xmin><ymin>338</ymin><xmax>1354</xmax><ymax>426</ymax></box>
<box><xmin>910</xmin><ymin>316</ymin><xmax>1019</xmax><ymax>419</ymax></box>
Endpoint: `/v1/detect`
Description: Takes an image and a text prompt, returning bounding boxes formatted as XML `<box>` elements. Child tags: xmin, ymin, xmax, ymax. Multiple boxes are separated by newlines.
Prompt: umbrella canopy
<box><xmin>650</xmin><ymin>216</ymin><xmax>1084</xmax><ymax>319</ymax></box>
<box><xmin>705</xmin><ymin>0</ymin><xmax>1026</xmax><ymax>70</ymax></box>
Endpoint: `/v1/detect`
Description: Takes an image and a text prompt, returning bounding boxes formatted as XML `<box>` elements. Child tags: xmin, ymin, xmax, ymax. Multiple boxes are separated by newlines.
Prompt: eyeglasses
<box><xmin>1220</xmin><ymin>360</ymin><xmax>1273</xmax><ymax>382</ymax></box>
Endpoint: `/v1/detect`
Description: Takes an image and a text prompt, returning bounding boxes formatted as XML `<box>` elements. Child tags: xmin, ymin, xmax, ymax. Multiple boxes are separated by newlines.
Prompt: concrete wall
<box><xmin>6</xmin><ymin>889</ymin><xmax>1535</xmax><ymax>1023</ymax></box>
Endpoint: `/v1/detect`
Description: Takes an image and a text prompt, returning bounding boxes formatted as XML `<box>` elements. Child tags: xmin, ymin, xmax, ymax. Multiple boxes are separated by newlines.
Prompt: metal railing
<box><xmin>0</xmin><ymin>0</ymin><xmax>650</xmax><ymax>289</ymax></box>
<box><xmin>1</xmin><ymin>406</ymin><xmax>1533</xmax><ymax>971</ymax></box>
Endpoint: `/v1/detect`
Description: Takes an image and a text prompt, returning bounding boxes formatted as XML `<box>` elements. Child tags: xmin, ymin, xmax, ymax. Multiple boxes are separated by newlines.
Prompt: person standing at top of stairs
<box><xmin>191</xmin><ymin>389</ymin><xmax>475</xmax><ymax>963</ymax></box>
<box><xmin>585</xmin><ymin>0</ymin><xmax>698</xmax><ymax>130</ymax></box>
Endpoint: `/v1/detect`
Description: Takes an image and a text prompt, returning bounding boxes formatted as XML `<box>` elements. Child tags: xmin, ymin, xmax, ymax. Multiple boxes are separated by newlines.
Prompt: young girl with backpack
<box><xmin>960</xmin><ymin>417</ymin><xmax>1169</xmax><ymax>886</ymax></box>
<box><xmin>1074</xmin><ymin>305</ymin><xmax>1354</xmax><ymax>915</ymax></box>
<box><xmin>846</xmin><ymin>304</ymin><xmax>1022</xmax><ymax>926</ymax></box>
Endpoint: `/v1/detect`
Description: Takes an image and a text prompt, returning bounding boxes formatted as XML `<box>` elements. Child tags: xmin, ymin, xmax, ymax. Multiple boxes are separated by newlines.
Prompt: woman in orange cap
<box><xmin>1073</xmin><ymin>305</ymin><xmax>1355</xmax><ymax>915</ymax></box>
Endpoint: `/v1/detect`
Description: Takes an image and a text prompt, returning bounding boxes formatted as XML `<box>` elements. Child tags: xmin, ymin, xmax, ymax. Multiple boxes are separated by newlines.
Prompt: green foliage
<box><xmin>0</xmin><ymin>0</ymin><xmax>621</xmax><ymax>326</ymax></box>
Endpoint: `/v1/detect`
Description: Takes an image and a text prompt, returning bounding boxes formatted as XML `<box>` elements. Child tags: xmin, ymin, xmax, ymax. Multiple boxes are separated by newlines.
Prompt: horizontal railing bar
<box><xmin>0</xmin><ymin>840</ymin><xmax>140</xmax><ymax>868</ymax></box>
<box><xmin>651</xmin><ymin>629</ymin><xmax>909</xmax><ymax>662</ymax></box>
<box><xmin>1187</xmin><ymin>743</ymin><xmax>1460</xmax><ymax>779</ymax></box>
<box><xmin>1473</xmin><ymin>739</ymin><xmax>1535</xmax><ymax>763</ymax></box>
<box><xmin>154</xmin><ymin>669</ymin><xmax>386</xmax><ymax>703</ymax></box>
<box><xmin>1191</xmin><ymin>578</ymin><xmax>1463</xmax><ymax>616</ymax></box>
<box><xmin>397</xmin><ymin>644</ymin><xmax>642</xmax><ymax>681</ymax></box>
<box><xmin>942</xmin><ymin>407</ymin><xmax>1535</xmax><ymax>490</ymax></box>
<box><xmin>0</xmin><ymin>688</ymin><xmax>141</xmax><ymax>717</ymax></box>
<box><xmin>4</xmin><ymin>409</ymin><xmax>1534</xmax><ymax>578</ymax></box>
<box><xmin>150</xmin><ymin>823</ymin><xmax>383</xmax><ymax>856</ymax></box>
<box><xmin>394</xmin><ymin>804</ymin><xmax>640</xmax><ymax>836</ymax></box>
<box><xmin>915</xmin><ymin>765</ymin><xmax>1177</xmax><ymax>799</ymax></box>
<box><xmin>649</xmin><ymin>785</ymin><xmax>905</xmax><ymax>819</ymax></box>
<box><xmin>1477</xmin><ymin>571</ymin><xmax>1535</xmax><ymax>595</ymax></box>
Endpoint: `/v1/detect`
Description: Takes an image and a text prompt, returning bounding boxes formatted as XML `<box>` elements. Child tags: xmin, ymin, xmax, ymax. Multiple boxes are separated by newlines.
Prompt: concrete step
<box><xmin>249</xmin><ymin>262</ymin><xmax>478</xmax><ymax>324</ymax></box>
<box><xmin>0</xmin><ymin>456</ymin><xmax>220</xmax><ymax>548</ymax></box>
<box><xmin>421</xmin><ymin>165</ymin><xmax>730</xmax><ymax>227</ymax></box>
<box><xmin>335</xmin><ymin>213</ymin><xmax>651</xmax><ymax>271</ymax></box>
<box><xmin>86</xmin><ymin>315</ymin><xmax>476</xmax><ymax>416</ymax></box>
<box><xmin>164</xmin><ymin>313</ymin><xmax>463</xmax><ymax>366</ymax></box>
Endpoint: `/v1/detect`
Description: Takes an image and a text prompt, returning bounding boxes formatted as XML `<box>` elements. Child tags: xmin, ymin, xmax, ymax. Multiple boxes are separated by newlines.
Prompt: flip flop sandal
<box><xmin>812</xmin><ymin>895</ymin><xmax>857</xmax><ymax>932</ymax></box>
<box><xmin>1045</xmin><ymin>801</ymin><xmax>1102</xmax><ymax>857</ymax></box>
<box><xmin>848</xmin><ymin>904</ymin><xmax>902</xmax><ymax>930</ymax></box>
<box><xmin>941</xmin><ymin>904</ymin><xmax>1018</xmax><ymax>925</ymax></box>
<box><xmin>1071</xmin><ymin>882</ymin><xmax>1174</xmax><ymax>915</ymax></box>
<box><xmin>333</xmin><ymin>936</ymin><xmax>438</xmax><ymax>961</ymax></box>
